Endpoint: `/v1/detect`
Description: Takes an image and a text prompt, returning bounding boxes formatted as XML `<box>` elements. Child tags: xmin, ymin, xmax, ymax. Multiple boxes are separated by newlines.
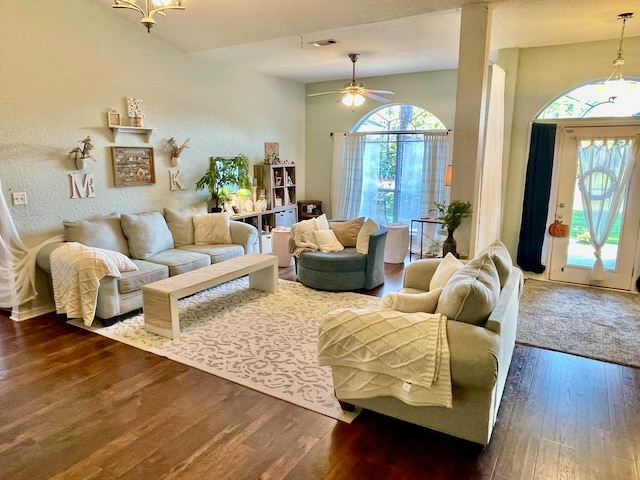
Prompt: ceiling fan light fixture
<box><xmin>342</xmin><ymin>93</ymin><xmax>365</xmax><ymax>108</ymax></box>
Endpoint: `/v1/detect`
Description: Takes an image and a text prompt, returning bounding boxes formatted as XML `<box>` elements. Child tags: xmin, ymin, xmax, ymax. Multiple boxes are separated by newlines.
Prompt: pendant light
<box><xmin>604</xmin><ymin>12</ymin><xmax>634</xmax><ymax>96</ymax></box>
<box><xmin>112</xmin><ymin>0</ymin><xmax>185</xmax><ymax>33</ymax></box>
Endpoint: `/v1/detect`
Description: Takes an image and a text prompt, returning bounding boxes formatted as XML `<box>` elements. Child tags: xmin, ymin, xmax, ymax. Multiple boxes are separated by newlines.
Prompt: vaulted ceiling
<box><xmin>101</xmin><ymin>0</ymin><xmax>640</xmax><ymax>83</ymax></box>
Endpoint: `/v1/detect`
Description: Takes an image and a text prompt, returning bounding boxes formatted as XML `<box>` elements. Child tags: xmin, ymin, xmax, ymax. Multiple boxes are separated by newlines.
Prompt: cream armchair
<box><xmin>319</xmin><ymin>242</ymin><xmax>523</xmax><ymax>445</ymax></box>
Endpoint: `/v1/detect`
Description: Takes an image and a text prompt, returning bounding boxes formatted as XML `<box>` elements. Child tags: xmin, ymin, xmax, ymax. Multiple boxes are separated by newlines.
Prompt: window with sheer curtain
<box><xmin>331</xmin><ymin>104</ymin><xmax>450</xmax><ymax>228</ymax></box>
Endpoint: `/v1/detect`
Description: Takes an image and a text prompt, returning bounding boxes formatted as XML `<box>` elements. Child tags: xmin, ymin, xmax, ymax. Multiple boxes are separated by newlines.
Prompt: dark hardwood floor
<box><xmin>1</xmin><ymin>263</ymin><xmax>639</xmax><ymax>479</ymax></box>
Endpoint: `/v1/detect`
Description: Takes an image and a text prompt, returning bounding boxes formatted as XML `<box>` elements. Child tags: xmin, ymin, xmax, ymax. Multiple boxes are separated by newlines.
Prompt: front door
<box><xmin>549</xmin><ymin>125</ymin><xmax>640</xmax><ymax>290</ymax></box>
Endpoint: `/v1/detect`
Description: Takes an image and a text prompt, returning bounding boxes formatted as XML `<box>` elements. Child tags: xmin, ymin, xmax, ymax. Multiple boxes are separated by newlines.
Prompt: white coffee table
<box><xmin>142</xmin><ymin>253</ymin><xmax>278</xmax><ymax>339</ymax></box>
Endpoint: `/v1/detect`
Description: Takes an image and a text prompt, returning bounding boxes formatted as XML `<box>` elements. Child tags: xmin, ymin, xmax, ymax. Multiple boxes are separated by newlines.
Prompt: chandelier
<box><xmin>605</xmin><ymin>12</ymin><xmax>633</xmax><ymax>92</ymax></box>
<box><xmin>112</xmin><ymin>0</ymin><xmax>185</xmax><ymax>33</ymax></box>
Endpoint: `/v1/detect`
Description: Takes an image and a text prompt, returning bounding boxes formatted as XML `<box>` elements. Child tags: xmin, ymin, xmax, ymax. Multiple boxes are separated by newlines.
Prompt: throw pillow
<box><xmin>429</xmin><ymin>253</ymin><xmax>464</xmax><ymax>290</ymax></box>
<box><xmin>436</xmin><ymin>253</ymin><xmax>501</xmax><ymax>326</ymax></box>
<box><xmin>329</xmin><ymin>217</ymin><xmax>365</xmax><ymax>247</ymax></box>
<box><xmin>121</xmin><ymin>211</ymin><xmax>175</xmax><ymax>260</ymax></box>
<box><xmin>193</xmin><ymin>213</ymin><xmax>232</xmax><ymax>245</ymax></box>
<box><xmin>93</xmin><ymin>247</ymin><xmax>138</xmax><ymax>272</ymax></box>
<box><xmin>63</xmin><ymin>213</ymin><xmax>129</xmax><ymax>255</ymax></box>
<box><xmin>315</xmin><ymin>213</ymin><xmax>330</xmax><ymax>231</ymax></box>
<box><xmin>356</xmin><ymin>218</ymin><xmax>379</xmax><ymax>254</ymax></box>
<box><xmin>476</xmin><ymin>239</ymin><xmax>513</xmax><ymax>287</ymax></box>
<box><xmin>164</xmin><ymin>202</ymin><xmax>208</xmax><ymax>247</ymax></box>
<box><xmin>380</xmin><ymin>288</ymin><xmax>443</xmax><ymax>313</ymax></box>
<box><xmin>313</xmin><ymin>229</ymin><xmax>344</xmax><ymax>253</ymax></box>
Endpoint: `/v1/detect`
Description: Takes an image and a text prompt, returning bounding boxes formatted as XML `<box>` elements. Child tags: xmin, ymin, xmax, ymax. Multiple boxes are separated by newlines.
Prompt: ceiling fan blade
<box><xmin>367</xmin><ymin>89</ymin><xmax>395</xmax><ymax>95</ymax></box>
<box><xmin>364</xmin><ymin>92</ymin><xmax>391</xmax><ymax>103</ymax></box>
<box><xmin>307</xmin><ymin>90</ymin><xmax>343</xmax><ymax>97</ymax></box>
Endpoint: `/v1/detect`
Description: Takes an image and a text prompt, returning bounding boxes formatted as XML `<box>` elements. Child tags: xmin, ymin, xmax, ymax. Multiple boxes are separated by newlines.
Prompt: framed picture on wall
<box><xmin>111</xmin><ymin>146</ymin><xmax>155</xmax><ymax>187</ymax></box>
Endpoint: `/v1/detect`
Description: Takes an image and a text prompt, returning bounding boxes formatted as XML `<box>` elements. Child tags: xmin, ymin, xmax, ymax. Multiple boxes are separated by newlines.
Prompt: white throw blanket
<box><xmin>318</xmin><ymin>308</ymin><xmax>452</xmax><ymax>407</ymax></box>
<box><xmin>50</xmin><ymin>243</ymin><xmax>121</xmax><ymax>326</ymax></box>
<box><xmin>288</xmin><ymin>220</ymin><xmax>319</xmax><ymax>257</ymax></box>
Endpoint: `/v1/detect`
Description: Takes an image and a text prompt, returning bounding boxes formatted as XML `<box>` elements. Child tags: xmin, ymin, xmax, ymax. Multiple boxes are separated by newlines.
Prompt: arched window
<box><xmin>354</xmin><ymin>104</ymin><xmax>447</xmax><ymax>132</ymax></box>
<box><xmin>537</xmin><ymin>79</ymin><xmax>640</xmax><ymax>119</ymax></box>
<box><xmin>345</xmin><ymin>104</ymin><xmax>449</xmax><ymax>229</ymax></box>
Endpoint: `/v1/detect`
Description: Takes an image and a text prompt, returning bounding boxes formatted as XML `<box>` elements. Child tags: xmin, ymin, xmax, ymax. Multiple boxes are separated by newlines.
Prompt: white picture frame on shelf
<box><xmin>108</xmin><ymin>109</ymin><xmax>120</xmax><ymax>127</ymax></box>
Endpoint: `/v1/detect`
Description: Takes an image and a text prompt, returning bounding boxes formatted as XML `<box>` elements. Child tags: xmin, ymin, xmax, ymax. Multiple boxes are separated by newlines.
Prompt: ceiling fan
<box><xmin>307</xmin><ymin>53</ymin><xmax>395</xmax><ymax>109</ymax></box>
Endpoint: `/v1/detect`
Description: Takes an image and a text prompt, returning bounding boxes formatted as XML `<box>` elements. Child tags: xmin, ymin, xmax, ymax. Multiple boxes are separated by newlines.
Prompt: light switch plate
<box><xmin>12</xmin><ymin>192</ymin><xmax>27</xmax><ymax>205</ymax></box>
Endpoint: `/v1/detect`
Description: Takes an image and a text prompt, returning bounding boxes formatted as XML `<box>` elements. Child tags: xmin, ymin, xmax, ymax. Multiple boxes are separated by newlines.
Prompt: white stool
<box><xmin>384</xmin><ymin>223</ymin><xmax>409</xmax><ymax>263</ymax></box>
<box><xmin>271</xmin><ymin>227</ymin><xmax>293</xmax><ymax>267</ymax></box>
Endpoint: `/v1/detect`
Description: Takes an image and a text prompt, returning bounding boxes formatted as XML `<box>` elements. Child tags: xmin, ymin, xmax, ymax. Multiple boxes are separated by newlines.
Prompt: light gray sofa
<box><xmin>37</xmin><ymin>203</ymin><xmax>258</xmax><ymax>323</ymax></box>
<box><xmin>319</xmin><ymin>241</ymin><xmax>523</xmax><ymax>445</ymax></box>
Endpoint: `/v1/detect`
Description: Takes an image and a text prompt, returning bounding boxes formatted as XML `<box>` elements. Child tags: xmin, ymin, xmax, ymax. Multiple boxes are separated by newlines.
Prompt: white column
<box><xmin>450</xmin><ymin>2</ymin><xmax>492</xmax><ymax>256</ymax></box>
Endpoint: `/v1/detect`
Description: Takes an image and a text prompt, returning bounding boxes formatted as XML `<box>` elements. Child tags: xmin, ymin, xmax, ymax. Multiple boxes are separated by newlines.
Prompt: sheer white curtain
<box><xmin>0</xmin><ymin>178</ymin><xmax>38</xmax><ymax>307</ymax></box>
<box><xmin>577</xmin><ymin>137</ymin><xmax>637</xmax><ymax>280</ymax></box>
<box><xmin>331</xmin><ymin>133</ymin><xmax>366</xmax><ymax>219</ymax></box>
<box><xmin>419</xmin><ymin>132</ymin><xmax>450</xmax><ymax>220</ymax></box>
<box><xmin>358</xmin><ymin>138</ymin><xmax>383</xmax><ymax>220</ymax></box>
<box><xmin>0</xmin><ymin>177</ymin><xmax>63</xmax><ymax>310</ymax></box>
<box><xmin>475</xmin><ymin>64</ymin><xmax>506</xmax><ymax>253</ymax></box>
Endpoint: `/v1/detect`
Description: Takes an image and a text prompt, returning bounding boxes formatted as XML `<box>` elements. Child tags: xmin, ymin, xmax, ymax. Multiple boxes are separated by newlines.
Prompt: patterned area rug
<box><xmin>69</xmin><ymin>278</ymin><xmax>380</xmax><ymax>421</ymax></box>
<box><xmin>516</xmin><ymin>279</ymin><xmax>640</xmax><ymax>368</ymax></box>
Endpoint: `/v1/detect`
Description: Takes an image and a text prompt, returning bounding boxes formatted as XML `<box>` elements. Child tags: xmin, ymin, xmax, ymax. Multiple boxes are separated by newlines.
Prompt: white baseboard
<box><xmin>11</xmin><ymin>303</ymin><xmax>55</xmax><ymax>322</ymax></box>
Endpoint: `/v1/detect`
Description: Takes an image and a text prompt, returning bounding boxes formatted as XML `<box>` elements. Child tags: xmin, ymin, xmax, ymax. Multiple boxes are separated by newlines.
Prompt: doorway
<box><xmin>549</xmin><ymin>125</ymin><xmax>640</xmax><ymax>290</ymax></box>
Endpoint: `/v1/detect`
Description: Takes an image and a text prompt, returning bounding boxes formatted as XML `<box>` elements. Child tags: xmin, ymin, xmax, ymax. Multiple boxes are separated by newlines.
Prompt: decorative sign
<box><xmin>70</xmin><ymin>173</ymin><xmax>96</xmax><ymax>199</ymax></box>
<box><xmin>127</xmin><ymin>98</ymin><xmax>143</xmax><ymax>118</ymax></box>
<box><xmin>170</xmin><ymin>169</ymin><xmax>186</xmax><ymax>190</ymax></box>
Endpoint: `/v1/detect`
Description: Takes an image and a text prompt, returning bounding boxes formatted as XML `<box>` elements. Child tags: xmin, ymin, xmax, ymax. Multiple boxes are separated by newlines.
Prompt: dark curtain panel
<box><xmin>517</xmin><ymin>123</ymin><xmax>557</xmax><ymax>273</ymax></box>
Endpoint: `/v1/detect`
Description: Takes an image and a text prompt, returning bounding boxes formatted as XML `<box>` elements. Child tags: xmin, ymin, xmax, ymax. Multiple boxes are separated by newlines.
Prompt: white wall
<box><xmin>1</xmin><ymin>1</ymin><xmax>305</xmax><ymax>248</ymax></box>
<box><xmin>305</xmin><ymin>69</ymin><xmax>458</xmax><ymax>216</ymax></box>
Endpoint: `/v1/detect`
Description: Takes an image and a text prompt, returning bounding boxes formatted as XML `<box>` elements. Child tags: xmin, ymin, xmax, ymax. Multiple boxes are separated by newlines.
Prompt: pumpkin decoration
<box><xmin>548</xmin><ymin>220</ymin><xmax>569</xmax><ymax>237</ymax></box>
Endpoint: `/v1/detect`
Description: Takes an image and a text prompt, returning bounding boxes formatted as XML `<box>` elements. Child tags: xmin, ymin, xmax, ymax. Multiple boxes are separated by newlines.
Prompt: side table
<box><xmin>410</xmin><ymin>218</ymin><xmax>443</xmax><ymax>260</ymax></box>
<box><xmin>384</xmin><ymin>223</ymin><xmax>409</xmax><ymax>263</ymax></box>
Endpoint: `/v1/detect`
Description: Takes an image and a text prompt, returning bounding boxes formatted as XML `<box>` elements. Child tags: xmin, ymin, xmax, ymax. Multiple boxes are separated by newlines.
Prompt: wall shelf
<box><xmin>109</xmin><ymin>125</ymin><xmax>153</xmax><ymax>143</ymax></box>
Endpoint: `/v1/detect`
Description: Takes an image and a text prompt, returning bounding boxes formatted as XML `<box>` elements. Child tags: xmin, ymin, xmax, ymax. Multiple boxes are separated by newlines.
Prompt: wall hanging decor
<box><xmin>68</xmin><ymin>136</ymin><xmax>96</xmax><ymax>170</ymax></box>
<box><xmin>111</xmin><ymin>146</ymin><xmax>155</xmax><ymax>187</ymax></box>
<box><xmin>167</xmin><ymin>137</ymin><xmax>190</xmax><ymax>166</ymax></box>
<box><xmin>170</xmin><ymin>170</ymin><xmax>186</xmax><ymax>190</ymax></box>
<box><xmin>70</xmin><ymin>173</ymin><xmax>96</xmax><ymax>199</ymax></box>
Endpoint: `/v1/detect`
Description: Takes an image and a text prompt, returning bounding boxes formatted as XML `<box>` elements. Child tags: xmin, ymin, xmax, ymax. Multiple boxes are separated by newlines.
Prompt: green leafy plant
<box><xmin>195</xmin><ymin>154</ymin><xmax>250</xmax><ymax>208</ymax></box>
<box><xmin>434</xmin><ymin>200</ymin><xmax>473</xmax><ymax>231</ymax></box>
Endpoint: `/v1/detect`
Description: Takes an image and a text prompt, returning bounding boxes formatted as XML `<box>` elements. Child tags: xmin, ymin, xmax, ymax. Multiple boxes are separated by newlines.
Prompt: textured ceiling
<box><xmin>100</xmin><ymin>0</ymin><xmax>640</xmax><ymax>83</ymax></box>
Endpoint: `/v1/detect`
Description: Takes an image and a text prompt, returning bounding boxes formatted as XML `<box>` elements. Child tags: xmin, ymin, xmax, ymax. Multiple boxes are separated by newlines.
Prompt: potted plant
<box><xmin>195</xmin><ymin>154</ymin><xmax>250</xmax><ymax>211</ymax></box>
<box><xmin>434</xmin><ymin>200</ymin><xmax>473</xmax><ymax>258</ymax></box>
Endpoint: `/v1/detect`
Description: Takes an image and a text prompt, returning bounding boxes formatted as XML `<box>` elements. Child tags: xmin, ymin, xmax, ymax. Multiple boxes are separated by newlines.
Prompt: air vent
<box><xmin>308</xmin><ymin>39</ymin><xmax>338</xmax><ymax>47</ymax></box>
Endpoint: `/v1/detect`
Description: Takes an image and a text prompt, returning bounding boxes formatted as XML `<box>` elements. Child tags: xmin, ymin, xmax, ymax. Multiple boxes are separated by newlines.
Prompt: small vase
<box><xmin>442</xmin><ymin>229</ymin><xmax>458</xmax><ymax>258</ymax></box>
<box><xmin>256</xmin><ymin>195</ymin><xmax>267</xmax><ymax>212</ymax></box>
<box><xmin>171</xmin><ymin>156</ymin><xmax>179</xmax><ymax>167</ymax></box>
